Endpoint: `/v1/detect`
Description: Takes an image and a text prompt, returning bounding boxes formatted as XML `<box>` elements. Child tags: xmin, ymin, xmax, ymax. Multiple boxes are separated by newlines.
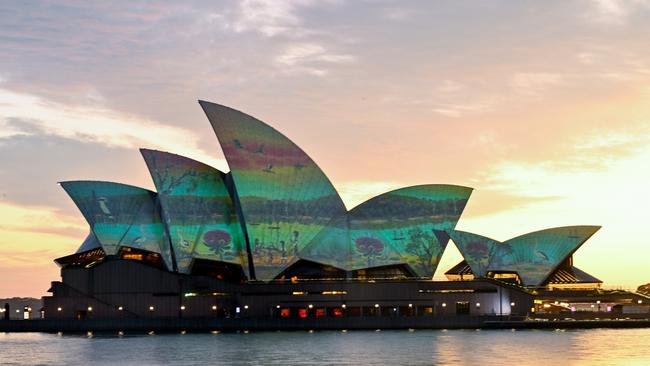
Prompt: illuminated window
<box><xmin>298</xmin><ymin>308</ymin><xmax>308</xmax><ymax>318</ymax></box>
<box><xmin>315</xmin><ymin>308</ymin><xmax>326</xmax><ymax>317</ymax></box>
<box><xmin>280</xmin><ymin>308</ymin><xmax>290</xmax><ymax>318</ymax></box>
<box><xmin>123</xmin><ymin>253</ymin><xmax>143</xmax><ymax>261</ymax></box>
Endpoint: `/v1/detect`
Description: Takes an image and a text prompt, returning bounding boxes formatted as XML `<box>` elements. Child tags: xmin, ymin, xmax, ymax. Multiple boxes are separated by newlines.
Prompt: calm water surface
<box><xmin>1</xmin><ymin>328</ymin><xmax>650</xmax><ymax>365</ymax></box>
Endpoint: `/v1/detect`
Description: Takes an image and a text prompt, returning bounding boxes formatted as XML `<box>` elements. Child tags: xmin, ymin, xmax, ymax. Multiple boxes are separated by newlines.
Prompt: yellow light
<box><xmin>322</xmin><ymin>291</ymin><xmax>348</xmax><ymax>295</ymax></box>
<box><xmin>596</xmin><ymin>300</ymin><xmax>601</xmax><ymax>304</ymax></box>
<box><xmin>341</xmin><ymin>304</ymin><xmax>346</xmax><ymax>308</ymax></box>
<box><xmin>638</xmin><ymin>300</ymin><xmax>643</xmax><ymax>304</ymax></box>
<box><xmin>441</xmin><ymin>303</ymin><xmax>446</xmax><ymax>307</ymax></box>
<box><xmin>408</xmin><ymin>304</ymin><xmax>413</xmax><ymax>308</ymax></box>
<box><xmin>122</xmin><ymin>253</ymin><xmax>143</xmax><ymax>261</ymax></box>
<box><xmin>476</xmin><ymin>303</ymin><xmax>481</xmax><ymax>307</ymax></box>
<box><xmin>374</xmin><ymin>304</ymin><xmax>379</xmax><ymax>308</ymax></box>
<box><xmin>212</xmin><ymin>305</ymin><xmax>217</xmax><ymax>310</ymax></box>
<box><xmin>531</xmin><ymin>307</ymin><xmax>535</xmax><ymax>313</ymax></box>
<box><xmin>87</xmin><ymin>306</ymin><xmax>92</xmax><ymax>312</ymax></box>
<box><xmin>292</xmin><ymin>291</ymin><xmax>305</xmax><ymax>295</ymax></box>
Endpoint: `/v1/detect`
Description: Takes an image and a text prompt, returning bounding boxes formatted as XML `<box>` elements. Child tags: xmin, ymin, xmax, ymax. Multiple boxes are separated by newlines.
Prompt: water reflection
<box><xmin>1</xmin><ymin>329</ymin><xmax>649</xmax><ymax>365</ymax></box>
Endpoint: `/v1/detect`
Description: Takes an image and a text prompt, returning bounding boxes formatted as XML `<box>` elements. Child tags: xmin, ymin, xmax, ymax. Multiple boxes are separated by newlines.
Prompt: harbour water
<box><xmin>1</xmin><ymin>328</ymin><xmax>649</xmax><ymax>365</ymax></box>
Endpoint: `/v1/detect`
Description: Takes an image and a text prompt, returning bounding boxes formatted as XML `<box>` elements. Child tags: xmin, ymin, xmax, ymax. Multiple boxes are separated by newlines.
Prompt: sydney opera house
<box><xmin>40</xmin><ymin>101</ymin><xmax>646</xmax><ymax>329</ymax></box>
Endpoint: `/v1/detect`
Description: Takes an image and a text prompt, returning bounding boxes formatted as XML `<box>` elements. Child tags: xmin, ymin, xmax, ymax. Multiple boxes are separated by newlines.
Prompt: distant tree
<box><xmin>638</xmin><ymin>283</ymin><xmax>650</xmax><ymax>296</ymax></box>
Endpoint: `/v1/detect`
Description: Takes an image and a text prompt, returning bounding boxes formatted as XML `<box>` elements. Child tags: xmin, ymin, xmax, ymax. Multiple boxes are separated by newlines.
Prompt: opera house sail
<box><xmin>35</xmin><ymin>100</ymin><xmax>631</xmax><ymax>329</ymax></box>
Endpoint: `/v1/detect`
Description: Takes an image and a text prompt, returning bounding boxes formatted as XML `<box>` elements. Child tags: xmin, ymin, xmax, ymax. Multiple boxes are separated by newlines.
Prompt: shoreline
<box><xmin>2</xmin><ymin>316</ymin><xmax>650</xmax><ymax>333</ymax></box>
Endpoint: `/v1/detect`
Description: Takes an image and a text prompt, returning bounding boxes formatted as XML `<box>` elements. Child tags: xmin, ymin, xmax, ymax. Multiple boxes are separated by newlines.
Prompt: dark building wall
<box><xmin>43</xmin><ymin>260</ymin><xmax>534</xmax><ymax>321</ymax></box>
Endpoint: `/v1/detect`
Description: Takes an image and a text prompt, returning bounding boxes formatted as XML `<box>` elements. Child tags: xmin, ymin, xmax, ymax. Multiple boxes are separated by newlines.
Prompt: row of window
<box><xmin>270</xmin><ymin>302</ymin><xmax>501</xmax><ymax>318</ymax></box>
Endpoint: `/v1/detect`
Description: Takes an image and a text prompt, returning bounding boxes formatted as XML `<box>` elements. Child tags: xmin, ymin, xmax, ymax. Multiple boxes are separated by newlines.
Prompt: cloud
<box><xmin>228</xmin><ymin>0</ymin><xmax>319</xmax><ymax>37</ymax></box>
<box><xmin>586</xmin><ymin>0</ymin><xmax>650</xmax><ymax>25</ymax></box>
<box><xmin>432</xmin><ymin>100</ymin><xmax>497</xmax><ymax>118</ymax></box>
<box><xmin>336</xmin><ymin>180</ymin><xmax>404</xmax><ymax>210</ymax></box>
<box><xmin>509</xmin><ymin>72</ymin><xmax>566</xmax><ymax>96</ymax></box>
<box><xmin>0</xmin><ymin>88</ymin><xmax>226</xmax><ymax>170</ymax></box>
<box><xmin>461</xmin><ymin>189</ymin><xmax>564</xmax><ymax>218</ymax></box>
<box><xmin>274</xmin><ymin>42</ymin><xmax>355</xmax><ymax>76</ymax></box>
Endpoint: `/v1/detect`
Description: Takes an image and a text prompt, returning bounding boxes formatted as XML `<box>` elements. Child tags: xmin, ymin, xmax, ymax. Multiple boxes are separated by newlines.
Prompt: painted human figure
<box><xmin>289</xmin><ymin>231</ymin><xmax>300</xmax><ymax>256</ymax></box>
<box><xmin>280</xmin><ymin>240</ymin><xmax>288</xmax><ymax>264</ymax></box>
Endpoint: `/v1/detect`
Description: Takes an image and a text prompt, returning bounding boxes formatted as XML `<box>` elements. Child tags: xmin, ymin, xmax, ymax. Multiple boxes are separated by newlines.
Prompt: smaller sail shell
<box><xmin>449</xmin><ymin>225</ymin><xmax>601</xmax><ymax>286</ymax></box>
<box><xmin>60</xmin><ymin>181</ymin><xmax>172</xmax><ymax>269</ymax></box>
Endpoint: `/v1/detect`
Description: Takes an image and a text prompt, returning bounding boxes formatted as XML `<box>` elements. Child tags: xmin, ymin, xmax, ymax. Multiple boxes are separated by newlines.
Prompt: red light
<box><xmin>280</xmin><ymin>308</ymin><xmax>290</xmax><ymax>318</ymax></box>
<box><xmin>315</xmin><ymin>308</ymin><xmax>326</xmax><ymax>317</ymax></box>
<box><xmin>332</xmin><ymin>308</ymin><xmax>343</xmax><ymax>317</ymax></box>
<box><xmin>299</xmin><ymin>308</ymin><xmax>308</xmax><ymax>318</ymax></box>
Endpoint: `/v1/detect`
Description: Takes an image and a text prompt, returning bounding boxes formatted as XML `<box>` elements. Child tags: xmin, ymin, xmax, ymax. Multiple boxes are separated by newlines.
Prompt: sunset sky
<box><xmin>2</xmin><ymin>0</ymin><xmax>650</xmax><ymax>297</ymax></box>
